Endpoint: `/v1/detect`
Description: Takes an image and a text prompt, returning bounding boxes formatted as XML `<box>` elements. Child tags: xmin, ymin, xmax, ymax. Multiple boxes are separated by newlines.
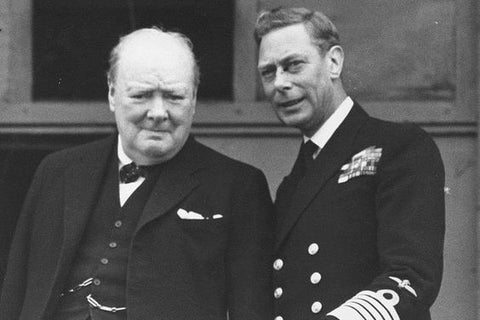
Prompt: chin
<box><xmin>278</xmin><ymin>113</ymin><xmax>308</xmax><ymax>128</ymax></box>
<box><xmin>142</xmin><ymin>143</ymin><xmax>167</xmax><ymax>155</ymax></box>
<box><xmin>148</xmin><ymin>142</ymin><xmax>183</xmax><ymax>160</ymax></box>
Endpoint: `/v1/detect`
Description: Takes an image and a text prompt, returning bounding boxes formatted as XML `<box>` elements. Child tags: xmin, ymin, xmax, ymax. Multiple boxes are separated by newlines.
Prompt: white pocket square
<box><xmin>177</xmin><ymin>208</ymin><xmax>223</xmax><ymax>220</ymax></box>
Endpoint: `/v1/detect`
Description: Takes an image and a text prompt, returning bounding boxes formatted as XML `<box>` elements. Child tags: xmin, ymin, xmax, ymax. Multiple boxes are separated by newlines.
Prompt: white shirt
<box><xmin>304</xmin><ymin>96</ymin><xmax>354</xmax><ymax>159</ymax></box>
<box><xmin>117</xmin><ymin>136</ymin><xmax>145</xmax><ymax>206</ymax></box>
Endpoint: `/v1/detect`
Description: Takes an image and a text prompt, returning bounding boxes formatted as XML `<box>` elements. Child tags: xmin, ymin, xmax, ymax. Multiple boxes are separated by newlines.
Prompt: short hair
<box><xmin>254</xmin><ymin>7</ymin><xmax>340</xmax><ymax>55</ymax></box>
<box><xmin>107</xmin><ymin>26</ymin><xmax>200</xmax><ymax>88</ymax></box>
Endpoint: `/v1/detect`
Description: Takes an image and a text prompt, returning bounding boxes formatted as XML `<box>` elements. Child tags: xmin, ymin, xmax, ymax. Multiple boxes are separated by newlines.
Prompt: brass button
<box><xmin>311</xmin><ymin>301</ymin><xmax>322</xmax><ymax>313</ymax></box>
<box><xmin>308</xmin><ymin>243</ymin><xmax>319</xmax><ymax>255</ymax></box>
<box><xmin>310</xmin><ymin>272</ymin><xmax>322</xmax><ymax>284</ymax></box>
<box><xmin>273</xmin><ymin>259</ymin><xmax>284</xmax><ymax>271</ymax></box>
<box><xmin>274</xmin><ymin>287</ymin><xmax>283</xmax><ymax>299</ymax></box>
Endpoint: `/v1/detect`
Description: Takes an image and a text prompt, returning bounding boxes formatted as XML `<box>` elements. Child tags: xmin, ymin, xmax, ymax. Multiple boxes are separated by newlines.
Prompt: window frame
<box><xmin>0</xmin><ymin>0</ymin><xmax>476</xmax><ymax>136</ymax></box>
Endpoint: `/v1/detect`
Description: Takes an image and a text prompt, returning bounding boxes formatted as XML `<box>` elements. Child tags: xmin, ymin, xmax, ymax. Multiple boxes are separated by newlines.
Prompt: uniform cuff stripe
<box><xmin>354</xmin><ymin>296</ymin><xmax>390</xmax><ymax>320</ymax></box>
<box><xmin>345</xmin><ymin>301</ymin><xmax>376</xmax><ymax>320</ymax></box>
<box><xmin>350</xmin><ymin>297</ymin><xmax>386</xmax><ymax>320</ymax></box>
<box><xmin>360</xmin><ymin>291</ymin><xmax>398</xmax><ymax>320</ymax></box>
<box><xmin>327</xmin><ymin>290</ymin><xmax>400</xmax><ymax>320</ymax></box>
<box><xmin>345</xmin><ymin>305</ymin><xmax>368</xmax><ymax>320</ymax></box>
<box><xmin>328</xmin><ymin>305</ymin><xmax>367</xmax><ymax>320</ymax></box>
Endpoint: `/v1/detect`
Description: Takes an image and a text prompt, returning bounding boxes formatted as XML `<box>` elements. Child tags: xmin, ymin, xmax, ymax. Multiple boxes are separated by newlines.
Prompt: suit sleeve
<box><xmin>226</xmin><ymin>168</ymin><xmax>274</xmax><ymax>320</ymax></box>
<box><xmin>326</xmin><ymin>132</ymin><xmax>445</xmax><ymax>320</ymax></box>
<box><xmin>0</xmin><ymin>158</ymin><xmax>47</xmax><ymax>318</ymax></box>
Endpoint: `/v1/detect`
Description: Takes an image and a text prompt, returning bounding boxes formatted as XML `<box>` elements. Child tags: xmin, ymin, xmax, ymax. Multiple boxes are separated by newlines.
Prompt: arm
<box><xmin>0</xmin><ymin>159</ymin><xmax>47</xmax><ymax>317</ymax></box>
<box><xmin>226</xmin><ymin>168</ymin><xmax>274</xmax><ymax>320</ymax></box>
<box><xmin>327</xmin><ymin>132</ymin><xmax>445</xmax><ymax>320</ymax></box>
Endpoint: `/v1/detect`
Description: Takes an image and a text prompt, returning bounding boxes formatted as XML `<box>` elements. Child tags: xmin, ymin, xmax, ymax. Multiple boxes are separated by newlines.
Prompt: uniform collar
<box><xmin>304</xmin><ymin>96</ymin><xmax>354</xmax><ymax>149</ymax></box>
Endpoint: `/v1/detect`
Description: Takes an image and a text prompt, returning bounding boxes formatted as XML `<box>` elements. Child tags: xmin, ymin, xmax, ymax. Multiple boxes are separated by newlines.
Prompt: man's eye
<box><xmin>165</xmin><ymin>93</ymin><xmax>185</xmax><ymax>100</ymax></box>
<box><xmin>131</xmin><ymin>92</ymin><xmax>152</xmax><ymax>100</ymax></box>
<box><xmin>260</xmin><ymin>68</ymin><xmax>275</xmax><ymax>80</ymax></box>
<box><xmin>285</xmin><ymin>60</ymin><xmax>304</xmax><ymax>72</ymax></box>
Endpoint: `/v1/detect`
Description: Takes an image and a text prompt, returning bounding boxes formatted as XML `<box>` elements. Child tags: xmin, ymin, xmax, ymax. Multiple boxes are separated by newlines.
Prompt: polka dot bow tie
<box><xmin>119</xmin><ymin>162</ymin><xmax>149</xmax><ymax>183</ymax></box>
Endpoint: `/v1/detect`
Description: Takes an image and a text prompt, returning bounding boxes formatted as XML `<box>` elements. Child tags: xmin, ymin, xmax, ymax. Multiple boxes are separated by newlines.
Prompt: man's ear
<box><xmin>327</xmin><ymin>45</ymin><xmax>344</xmax><ymax>80</ymax></box>
<box><xmin>191</xmin><ymin>88</ymin><xmax>198</xmax><ymax>115</ymax></box>
<box><xmin>108</xmin><ymin>81</ymin><xmax>115</xmax><ymax>112</ymax></box>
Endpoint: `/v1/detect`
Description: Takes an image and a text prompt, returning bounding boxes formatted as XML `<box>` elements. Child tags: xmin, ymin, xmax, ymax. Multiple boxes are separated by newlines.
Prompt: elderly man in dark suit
<box><xmin>0</xmin><ymin>27</ymin><xmax>273</xmax><ymax>320</ymax></box>
<box><xmin>255</xmin><ymin>7</ymin><xmax>445</xmax><ymax>320</ymax></box>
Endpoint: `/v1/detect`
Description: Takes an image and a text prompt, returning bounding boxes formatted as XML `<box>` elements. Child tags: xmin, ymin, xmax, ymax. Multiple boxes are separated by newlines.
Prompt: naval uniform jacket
<box><xmin>0</xmin><ymin>135</ymin><xmax>274</xmax><ymax>320</ymax></box>
<box><xmin>274</xmin><ymin>103</ymin><xmax>445</xmax><ymax>320</ymax></box>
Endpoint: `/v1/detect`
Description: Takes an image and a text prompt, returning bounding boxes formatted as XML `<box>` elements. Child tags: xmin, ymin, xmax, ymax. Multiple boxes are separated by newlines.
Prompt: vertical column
<box><xmin>455</xmin><ymin>0</ymin><xmax>478</xmax><ymax>120</ymax></box>
<box><xmin>0</xmin><ymin>0</ymin><xmax>10</xmax><ymax>102</ymax></box>
<box><xmin>472</xmin><ymin>0</ymin><xmax>480</xmax><ymax>316</ymax></box>
<box><xmin>6</xmin><ymin>0</ymin><xmax>32</xmax><ymax>103</ymax></box>
<box><xmin>232</xmin><ymin>0</ymin><xmax>259</xmax><ymax>102</ymax></box>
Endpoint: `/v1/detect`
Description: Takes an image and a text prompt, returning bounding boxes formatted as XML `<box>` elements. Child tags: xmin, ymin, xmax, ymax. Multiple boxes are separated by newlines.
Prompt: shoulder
<box><xmin>191</xmin><ymin>138</ymin><xmax>264</xmax><ymax>177</ymax></box>
<box><xmin>359</xmin><ymin>114</ymin><xmax>440</xmax><ymax>157</ymax></box>
<box><xmin>186</xmin><ymin>138</ymin><xmax>266</xmax><ymax>188</ymax></box>
<box><xmin>39</xmin><ymin>135</ymin><xmax>115</xmax><ymax>171</ymax></box>
<box><xmin>357</xmin><ymin>116</ymin><xmax>444</xmax><ymax>176</ymax></box>
<box><xmin>346</xmin><ymin>102</ymin><xmax>443</xmax><ymax>172</ymax></box>
<box><xmin>189</xmin><ymin>140</ymin><xmax>272</xmax><ymax>207</ymax></box>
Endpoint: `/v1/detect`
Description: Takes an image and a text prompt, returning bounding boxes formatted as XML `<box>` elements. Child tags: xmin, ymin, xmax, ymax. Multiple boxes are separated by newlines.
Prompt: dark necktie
<box><xmin>284</xmin><ymin>140</ymin><xmax>319</xmax><ymax>193</ymax></box>
<box><xmin>119</xmin><ymin>162</ymin><xmax>150</xmax><ymax>183</ymax></box>
<box><xmin>300</xmin><ymin>140</ymin><xmax>319</xmax><ymax>174</ymax></box>
<box><xmin>275</xmin><ymin>140</ymin><xmax>319</xmax><ymax>216</ymax></box>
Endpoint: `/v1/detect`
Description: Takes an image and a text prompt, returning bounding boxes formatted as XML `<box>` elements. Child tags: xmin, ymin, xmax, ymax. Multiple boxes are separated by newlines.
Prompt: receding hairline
<box><xmin>107</xmin><ymin>27</ymin><xmax>200</xmax><ymax>88</ymax></box>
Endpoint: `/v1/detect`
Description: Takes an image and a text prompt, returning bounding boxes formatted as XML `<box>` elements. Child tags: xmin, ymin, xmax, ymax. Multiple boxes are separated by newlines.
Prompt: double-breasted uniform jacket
<box><xmin>273</xmin><ymin>103</ymin><xmax>445</xmax><ymax>320</ymax></box>
<box><xmin>0</xmin><ymin>135</ymin><xmax>274</xmax><ymax>320</ymax></box>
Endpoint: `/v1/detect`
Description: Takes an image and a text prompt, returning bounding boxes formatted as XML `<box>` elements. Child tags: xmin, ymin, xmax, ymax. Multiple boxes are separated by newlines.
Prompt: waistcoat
<box><xmin>54</xmin><ymin>156</ymin><xmax>162</xmax><ymax>320</ymax></box>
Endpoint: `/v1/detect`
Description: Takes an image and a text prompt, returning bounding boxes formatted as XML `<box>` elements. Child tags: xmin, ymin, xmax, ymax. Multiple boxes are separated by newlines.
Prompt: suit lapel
<box><xmin>61</xmin><ymin>136</ymin><xmax>116</xmax><ymax>263</ymax></box>
<box><xmin>276</xmin><ymin>103</ymin><xmax>370</xmax><ymax>250</ymax></box>
<box><xmin>136</xmin><ymin>136</ymin><xmax>202</xmax><ymax>233</ymax></box>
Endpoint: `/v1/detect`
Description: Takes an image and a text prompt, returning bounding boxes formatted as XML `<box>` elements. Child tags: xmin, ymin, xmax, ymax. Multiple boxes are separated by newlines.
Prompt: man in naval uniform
<box><xmin>0</xmin><ymin>27</ymin><xmax>273</xmax><ymax>319</ymax></box>
<box><xmin>255</xmin><ymin>7</ymin><xmax>445</xmax><ymax>320</ymax></box>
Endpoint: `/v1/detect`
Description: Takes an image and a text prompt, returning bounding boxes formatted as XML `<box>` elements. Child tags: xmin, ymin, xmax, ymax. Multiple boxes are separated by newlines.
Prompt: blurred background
<box><xmin>0</xmin><ymin>0</ymin><xmax>478</xmax><ymax>318</ymax></box>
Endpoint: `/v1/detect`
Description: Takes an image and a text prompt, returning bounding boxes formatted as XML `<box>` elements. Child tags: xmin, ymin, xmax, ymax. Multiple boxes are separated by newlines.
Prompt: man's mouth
<box><xmin>144</xmin><ymin>129</ymin><xmax>169</xmax><ymax>140</ymax></box>
<box><xmin>144</xmin><ymin>127</ymin><xmax>169</xmax><ymax>133</ymax></box>
<box><xmin>277</xmin><ymin>97</ymin><xmax>304</xmax><ymax>108</ymax></box>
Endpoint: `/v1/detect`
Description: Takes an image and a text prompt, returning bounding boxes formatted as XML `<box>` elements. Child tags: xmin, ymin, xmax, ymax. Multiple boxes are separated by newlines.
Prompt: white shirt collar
<box><xmin>117</xmin><ymin>135</ymin><xmax>133</xmax><ymax>167</ymax></box>
<box><xmin>304</xmin><ymin>96</ymin><xmax>354</xmax><ymax>149</ymax></box>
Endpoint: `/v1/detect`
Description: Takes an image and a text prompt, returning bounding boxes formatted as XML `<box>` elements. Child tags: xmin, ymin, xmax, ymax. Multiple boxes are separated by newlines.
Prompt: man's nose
<box><xmin>274</xmin><ymin>69</ymin><xmax>292</xmax><ymax>91</ymax></box>
<box><xmin>147</xmin><ymin>95</ymin><xmax>168</xmax><ymax>121</ymax></box>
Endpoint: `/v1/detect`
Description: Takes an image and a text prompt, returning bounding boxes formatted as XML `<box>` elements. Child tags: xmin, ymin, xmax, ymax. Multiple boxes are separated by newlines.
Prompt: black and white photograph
<box><xmin>0</xmin><ymin>0</ymin><xmax>475</xmax><ymax>319</ymax></box>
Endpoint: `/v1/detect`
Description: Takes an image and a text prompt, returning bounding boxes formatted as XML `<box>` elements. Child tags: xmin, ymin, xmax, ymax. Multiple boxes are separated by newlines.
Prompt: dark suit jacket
<box><xmin>0</xmin><ymin>135</ymin><xmax>274</xmax><ymax>320</ymax></box>
<box><xmin>274</xmin><ymin>103</ymin><xmax>445</xmax><ymax>320</ymax></box>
